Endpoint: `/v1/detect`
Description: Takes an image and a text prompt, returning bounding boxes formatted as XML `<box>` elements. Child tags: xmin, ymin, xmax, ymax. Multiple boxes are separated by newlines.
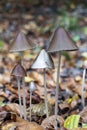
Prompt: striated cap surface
<box><xmin>31</xmin><ymin>49</ymin><xmax>54</xmax><ymax>69</ymax></box>
<box><xmin>47</xmin><ymin>27</ymin><xmax>78</xmax><ymax>52</ymax></box>
<box><xmin>11</xmin><ymin>63</ymin><xmax>27</xmax><ymax>77</ymax></box>
<box><xmin>9</xmin><ymin>32</ymin><xmax>37</xmax><ymax>52</ymax></box>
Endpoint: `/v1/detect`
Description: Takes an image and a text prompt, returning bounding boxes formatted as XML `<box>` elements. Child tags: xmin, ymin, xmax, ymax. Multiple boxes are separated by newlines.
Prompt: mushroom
<box><xmin>47</xmin><ymin>27</ymin><xmax>78</xmax><ymax>130</ymax></box>
<box><xmin>9</xmin><ymin>32</ymin><xmax>36</xmax><ymax>52</ymax></box>
<box><xmin>29</xmin><ymin>81</ymin><xmax>37</xmax><ymax>121</ymax></box>
<box><xmin>11</xmin><ymin>63</ymin><xmax>27</xmax><ymax>118</ymax></box>
<box><xmin>9</xmin><ymin>31</ymin><xmax>37</xmax><ymax>120</ymax></box>
<box><xmin>31</xmin><ymin>49</ymin><xmax>54</xmax><ymax>123</ymax></box>
<box><xmin>9</xmin><ymin>32</ymin><xmax>37</xmax><ymax>64</ymax></box>
<box><xmin>79</xmin><ymin>43</ymin><xmax>87</xmax><ymax>108</ymax></box>
<box><xmin>81</xmin><ymin>61</ymin><xmax>87</xmax><ymax>108</ymax></box>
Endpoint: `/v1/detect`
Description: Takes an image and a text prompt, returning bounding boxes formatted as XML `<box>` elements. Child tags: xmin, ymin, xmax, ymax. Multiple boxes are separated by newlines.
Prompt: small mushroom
<box><xmin>47</xmin><ymin>27</ymin><xmax>78</xmax><ymax>130</ymax></box>
<box><xmin>11</xmin><ymin>63</ymin><xmax>27</xmax><ymax>118</ymax></box>
<box><xmin>9</xmin><ymin>31</ymin><xmax>37</xmax><ymax>120</ymax></box>
<box><xmin>81</xmin><ymin>61</ymin><xmax>87</xmax><ymax>107</ymax></box>
<box><xmin>31</xmin><ymin>49</ymin><xmax>54</xmax><ymax>123</ymax></box>
<box><xmin>79</xmin><ymin>43</ymin><xmax>87</xmax><ymax>108</ymax></box>
<box><xmin>29</xmin><ymin>81</ymin><xmax>37</xmax><ymax>121</ymax></box>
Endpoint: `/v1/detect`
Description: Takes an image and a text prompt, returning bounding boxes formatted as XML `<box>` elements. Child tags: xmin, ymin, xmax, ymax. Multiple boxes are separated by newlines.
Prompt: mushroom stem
<box><xmin>44</xmin><ymin>69</ymin><xmax>49</xmax><ymax>121</ymax></box>
<box><xmin>20</xmin><ymin>52</ymin><xmax>27</xmax><ymax>120</ymax></box>
<box><xmin>29</xmin><ymin>90</ymin><xmax>32</xmax><ymax>122</ymax></box>
<box><xmin>20</xmin><ymin>51</ymin><xmax>24</xmax><ymax>66</ymax></box>
<box><xmin>54</xmin><ymin>51</ymin><xmax>61</xmax><ymax>130</ymax></box>
<box><xmin>17</xmin><ymin>77</ymin><xmax>22</xmax><ymax>118</ymax></box>
<box><xmin>82</xmin><ymin>68</ymin><xmax>86</xmax><ymax>108</ymax></box>
<box><xmin>22</xmin><ymin>78</ymin><xmax>27</xmax><ymax>120</ymax></box>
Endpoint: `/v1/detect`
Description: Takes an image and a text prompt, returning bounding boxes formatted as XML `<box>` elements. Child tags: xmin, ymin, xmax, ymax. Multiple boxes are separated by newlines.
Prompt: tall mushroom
<box><xmin>11</xmin><ymin>63</ymin><xmax>27</xmax><ymax>118</ymax></box>
<box><xmin>29</xmin><ymin>81</ymin><xmax>37</xmax><ymax>121</ymax></box>
<box><xmin>31</xmin><ymin>49</ymin><xmax>54</xmax><ymax>122</ymax></box>
<box><xmin>47</xmin><ymin>27</ymin><xmax>78</xmax><ymax>130</ymax></box>
<box><xmin>9</xmin><ymin>32</ymin><xmax>37</xmax><ymax>120</ymax></box>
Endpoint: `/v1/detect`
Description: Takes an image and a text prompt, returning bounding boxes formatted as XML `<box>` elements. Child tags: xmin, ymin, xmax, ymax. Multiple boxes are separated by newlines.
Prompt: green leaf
<box><xmin>82</xmin><ymin>123</ymin><xmax>87</xmax><ymax>128</ymax></box>
<box><xmin>72</xmin><ymin>35</ymin><xmax>80</xmax><ymax>42</ymax></box>
<box><xmin>62</xmin><ymin>51</ymin><xmax>71</xmax><ymax>60</ymax></box>
<box><xmin>0</xmin><ymin>102</ymin><xmax>5</xmax><ymax>106</ymax></box>
<box><xmin>81</xmin><ymin>52</ymin><xmax>87</xmax><ymax>59</ymax></box>
<box><xmin>82</xmin><ymin>27</ymin><xmax>87</xmax><ymax>35</ymax></box>
<box><xmin>0</xmin><ymin>40</ymin><xmax>4</xmax><ymax>48</ymax></box>
<box><xmin>64</xmin><ymin>115</ymin><xmax>80</xmax><ymax>129</ymax></box>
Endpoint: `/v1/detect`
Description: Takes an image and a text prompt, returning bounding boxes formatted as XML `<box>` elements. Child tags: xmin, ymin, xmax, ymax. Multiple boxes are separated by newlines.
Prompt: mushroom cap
<box><xmin>9</xmin><ymin>32</ymin><xmax>37</xmax><ymax>52</ymax></box>
<box><xmin>29</xmin><ymin>81</ymin><xmax>37</xmax><ymax>92</ymax></box>
<box><xmin>11</xmin><ymin>63</ymin><xmax>27</xmax><ymax>77</ymax></box>
<box><xmin>47</xmin><ymin>27</ymin><xmax>78</xmax><ymax>52</ymax></box>
<box><xmin>31</xmin><ymin>49</ymin><xmax>54</xmax><ymax>69</ymax></box>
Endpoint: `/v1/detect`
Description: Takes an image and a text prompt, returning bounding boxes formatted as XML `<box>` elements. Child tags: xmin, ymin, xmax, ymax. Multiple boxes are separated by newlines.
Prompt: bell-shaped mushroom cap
<box><xmin>29</xmin><ymin>81</ymin><xmax>37</xmax><ymax>92</ymax></box>
<box><xmin>47</xmin><ymin>27</ymin><xmax>78</xmax><ymax>52</ymax></box>
<box><xmin>9</xmin><ymin>32</ymin><xmax>36</xmax><ymax>52</ymax></box>
<box><xmin>11</xmin><ymin>63</ymin><xmax>27</xmax><ymax>77</ymax></box>
<box><xmin>31</xmin><ymin>49</ymin><xmax>54</xmax><ymax>69</ymax></box>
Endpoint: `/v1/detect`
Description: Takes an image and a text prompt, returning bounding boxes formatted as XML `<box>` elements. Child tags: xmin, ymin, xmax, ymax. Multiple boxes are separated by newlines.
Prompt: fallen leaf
<box><xmin>41</xmin><ymin>115</ymin><xmax>64</xmax><ymax>129</ymax></box>
<box><xmin>64</xmin><ymin>114</ymin><xmax>80</xmax><ymax>129</ymax></box>
<box><xmin>31</xmin><ymin>102</ymin><xmax>52</xmax><ymax>117</ymax></box>
<box><xmin>3</xmin><ymin>103</ymin><xmax>21</xmax><ymax>116</ymax></box>
<box><xmin>80</xmin><ymin>107</ymin><xmax>87</xmax><ymax>123</ymax></box>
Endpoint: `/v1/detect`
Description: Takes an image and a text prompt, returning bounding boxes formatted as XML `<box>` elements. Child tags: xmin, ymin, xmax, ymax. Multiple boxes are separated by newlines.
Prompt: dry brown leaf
<box><xmin>80</xmin><ymin>107</ymin><xmax>87</xmax><ymax>123</ymax></box>
<box><xmin>29</xmin><ymin>72</ymin><xmax>43</xmax><ymax>86</ymax></box>
<box><xmin>47</xmin><ymin>94</ymin><xmax>55</xmax><ymax>105</ymax></box>
<box><xmin>59</xmin><ymin>103</ymin><xmax>69</xmax><ymax>114</ymax></box>
<box><xmin>31</xmin><ymin>102</ymin><xmax>52</xmax><ymax>116</ymax></box>
<box><xmin>16</xmin><ymin>122</ymin><xmax>45</xmax><ymax>130</ymax></box>
<box><xmin>41</xmin><ymin>115</ymin><xmax>64</xmax><ymax>129</ymax></box>
<box><xmin>0</xmin><ymin>113</ymin><xmax>44</xmax><ymax>130</ymax></box>
<box><xmin>1</xmin><ymin>115</ymin><xmax>45</xmax><ymax>130</ymax></box>
<box><xmin>6</xmin><ymin>84</ymin><xmax>28</xmax><ymax>97</ymax></box>
<box><xmin>3</xmin><ymin>103</ymin><xmax>21</xmax><ymax>116</ymax></box>
<box><xmin>1</xmin><ymin>122</ymin><xmax>15</xmax><ymax>130</ymax></box>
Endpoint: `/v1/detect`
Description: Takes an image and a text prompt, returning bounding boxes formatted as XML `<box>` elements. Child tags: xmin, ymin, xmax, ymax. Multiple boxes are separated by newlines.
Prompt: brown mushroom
<box><xmin>47</xmin><ymin>27</ymin><xmax>78</xmax><ymax>130</ymax></box>
<box><xmin>11</xmin><ymin>63</ymin><xmax>27</xmax><ymax>118</ymax></box>
<box><xmin>9</xmin><ymin>31</ymin><xmax>37</xmax><ymax>120</ymax></box>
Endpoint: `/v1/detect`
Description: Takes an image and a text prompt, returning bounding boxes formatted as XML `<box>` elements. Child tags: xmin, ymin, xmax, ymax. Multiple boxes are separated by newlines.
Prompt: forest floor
<box><xmin>0</xmin><ymin>1</ymin><xmax>87</xmax><ymax>130</ymax></box>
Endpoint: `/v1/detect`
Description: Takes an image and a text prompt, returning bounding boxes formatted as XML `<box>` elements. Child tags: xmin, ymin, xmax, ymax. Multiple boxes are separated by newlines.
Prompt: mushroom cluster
<box><xmin>10</xmin><ymin>32</ymin><xmax>37</xmax><ymax>120</ymax></box>
<box><xmin>9</xmin><ymin>27</ymin><xmax>84</xmax><ymax>130</ymax></box>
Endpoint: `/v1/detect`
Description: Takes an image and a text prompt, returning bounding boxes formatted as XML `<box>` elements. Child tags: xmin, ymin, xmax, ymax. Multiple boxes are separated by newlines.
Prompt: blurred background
<box><xmin>0</xmin><ymin>0</ymin><xmax>87</xmax><ymax>50</ymax></box>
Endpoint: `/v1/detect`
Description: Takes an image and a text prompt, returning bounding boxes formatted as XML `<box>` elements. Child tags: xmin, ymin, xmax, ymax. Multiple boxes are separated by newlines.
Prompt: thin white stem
<box><xmin>20</xmin><ymin>52</ymin><xmax>27</xmax><ymax>120</ymax></box>
<box><xmin>20</xmin><ymin>51</ymin><xmax>24</xmax><ymax>66</ymax></box>
<box><xmin>22</xmin><ymin>78</ymin><xmax>27</xmax><ymax>120</ymax></box>
<box><xmin>44</xmin><ymin>69</ymin><xmax>49</xmax><ymax>122</ymax></box>
<box><xmin>44</xmin><ymin>69</ymin><xmax>49</xmax><ymax>118</ymax></box>
<box><xmin>54</xmin><ymin>52</ymin><xmax>61</xmax><ymax>130</ymax></box>
<box><xmin>17</xmin><ymin>78</ymin><xmax>22</xmax><ymax>118</ymax></box>
<box><xmin>30</xmin><ymin>91</ymin><xmax>32</xmax><ymax>122</ymax></box>
<box><xmin>82</xmin><ymin>68</ymin><xmax>86</xmax><ymax>108</ymax></box>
